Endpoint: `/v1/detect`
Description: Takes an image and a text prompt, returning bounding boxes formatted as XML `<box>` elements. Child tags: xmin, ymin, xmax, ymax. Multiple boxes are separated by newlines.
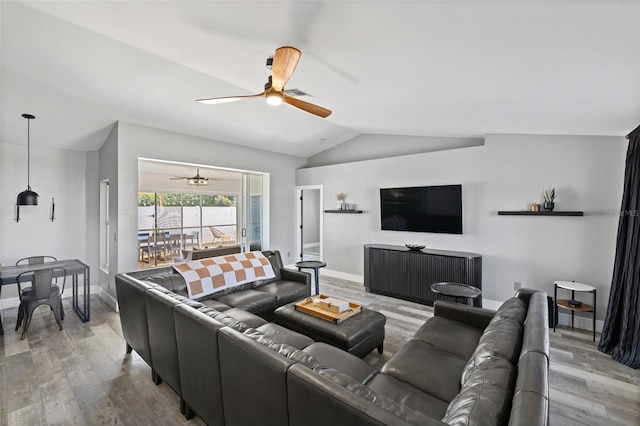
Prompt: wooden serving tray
<box><xmin>294</xmin><ymin>295</ymin><xmax>362</xmax><ymax>324</ymax></box>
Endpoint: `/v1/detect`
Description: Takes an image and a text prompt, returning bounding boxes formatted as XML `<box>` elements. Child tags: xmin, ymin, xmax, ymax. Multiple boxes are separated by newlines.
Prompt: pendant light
<box><xmin>17</xmin><ymin>113</ymin><xmax>39</xmax><ymax>206</ymax></box>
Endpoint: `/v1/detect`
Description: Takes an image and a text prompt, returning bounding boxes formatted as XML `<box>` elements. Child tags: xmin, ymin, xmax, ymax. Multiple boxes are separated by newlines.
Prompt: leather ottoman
<box><xmin>273</xmin><ymin>303</ymin><xmax>386</xmax><ymax>358</ymax></box>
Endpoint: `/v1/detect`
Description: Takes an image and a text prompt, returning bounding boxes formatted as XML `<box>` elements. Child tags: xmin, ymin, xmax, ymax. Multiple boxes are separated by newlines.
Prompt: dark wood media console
<box><xmin>364</xmin><ymin>244</ymin><xmax>483</xmax><ymax>308</ymax></box>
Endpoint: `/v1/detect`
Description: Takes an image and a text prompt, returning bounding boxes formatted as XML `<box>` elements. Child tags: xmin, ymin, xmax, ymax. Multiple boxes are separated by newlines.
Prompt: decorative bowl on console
<box><xmin>405</xmin><ymin>244</ymin><xmax>425</xmax><ymax>251</ymax></box>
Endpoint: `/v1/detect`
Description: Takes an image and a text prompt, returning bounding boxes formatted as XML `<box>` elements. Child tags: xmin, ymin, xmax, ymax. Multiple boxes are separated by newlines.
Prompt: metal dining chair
<box><xmin>16</xmin><ymin>255</ymin><xmax>57</xmax><ymax>265</ymax></box>
<box><xmin>14</xmin><ymin>255</ymin><xmax>64</xmax><ymax>323</ymax></box>
<box><xmin>15</xmin><ymin>267</ymin><xmax>67</xmax><ymax>340</ymax></box>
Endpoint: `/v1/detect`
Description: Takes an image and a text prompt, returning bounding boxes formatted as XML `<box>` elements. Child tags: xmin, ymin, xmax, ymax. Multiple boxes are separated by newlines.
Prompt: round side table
<box><xmin>553</xmin><ymin>280</ymin><xmax>596</xmax><ymax>341</ymax></box>
<box><xmin>295</xmin><ymin>260</ymin><xmax>326</xmax><ymax>295</ymax></box>
<box><xmin>430</xmin><ymin>282</ymin><xmax>482</xmax><ymax>306</ymax></box>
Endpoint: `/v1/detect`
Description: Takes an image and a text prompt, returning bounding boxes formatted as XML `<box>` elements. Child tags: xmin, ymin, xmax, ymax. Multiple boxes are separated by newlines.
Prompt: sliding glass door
<box><xmin>241</xmin><ymin>173</ymin><xmax>263</xmax><ymax>252</ymax></box>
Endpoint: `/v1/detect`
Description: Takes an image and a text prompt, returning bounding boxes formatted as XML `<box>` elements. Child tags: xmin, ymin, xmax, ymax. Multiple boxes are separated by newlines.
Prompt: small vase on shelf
<box><xmin>543</xmin><ymin>202</ymin><xmax>555</xmax><ymax>211</ymax></box>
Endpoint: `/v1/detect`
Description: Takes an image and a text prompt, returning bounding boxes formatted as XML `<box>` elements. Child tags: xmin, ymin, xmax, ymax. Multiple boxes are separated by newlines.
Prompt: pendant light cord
<box><xmin>26</xmin><ymin>117</ymin><xmax>31</xmax><ymax>190</ymax></box>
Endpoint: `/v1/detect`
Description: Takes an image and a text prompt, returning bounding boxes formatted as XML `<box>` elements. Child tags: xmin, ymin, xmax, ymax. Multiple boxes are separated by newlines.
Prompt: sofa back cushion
<box><xmin>443</xmin><ymin>356</ymin><xmax>516</xmax><ymax>426</ymax></box>
<box><xmin>492</xmin><ymin>297</ymin><xmax>527</xmax><ymax>323</ymax></box>
<box><xmin>461</xmin><ymin>299</ymin><xmax>526</xmax><ymax>385</ymax></box>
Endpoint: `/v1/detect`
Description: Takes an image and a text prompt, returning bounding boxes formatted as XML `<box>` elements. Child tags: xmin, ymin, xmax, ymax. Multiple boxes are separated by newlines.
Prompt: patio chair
<box><xmin>15</xmin><ymin>267</ymin><xmax>66</xmax><ymax>340</ymax></box>
<box><xmin>209</xmin><ymin>227</ymin><xmax>234</xmax><ymax>245</ymax></box>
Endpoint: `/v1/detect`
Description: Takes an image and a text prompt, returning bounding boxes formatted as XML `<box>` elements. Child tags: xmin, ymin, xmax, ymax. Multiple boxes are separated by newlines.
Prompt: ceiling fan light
<box><xmin>187</xmin><ymin>178</ymin><xmax>209</xmax><ymax>186</ymax></box>
<box><xmin>266</xmin><ymin>92</ymin><xmax>283</xmax><ymax>106</ymax></box>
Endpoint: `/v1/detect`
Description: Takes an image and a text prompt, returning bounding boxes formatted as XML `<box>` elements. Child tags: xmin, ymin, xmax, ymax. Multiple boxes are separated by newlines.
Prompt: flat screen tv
<box><xmin>380</xmin><ymin>185</ymin><xmax>463</xmax><ymax>234</ymax></box>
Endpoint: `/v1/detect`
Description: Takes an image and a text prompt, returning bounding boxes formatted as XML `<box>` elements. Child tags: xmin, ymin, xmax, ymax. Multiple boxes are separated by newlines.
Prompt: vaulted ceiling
<box><xmin>2</xmin><ymin>1</ymin><xmax>638</xmax><ymax>158</ymax></box>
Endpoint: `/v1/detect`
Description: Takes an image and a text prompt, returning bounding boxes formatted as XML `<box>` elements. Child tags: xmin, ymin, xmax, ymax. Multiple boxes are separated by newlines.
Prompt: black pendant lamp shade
<box><xmin>17</xmin><ymin>113</ymin><xmax>39</xmax><ymax>206</ymax></box>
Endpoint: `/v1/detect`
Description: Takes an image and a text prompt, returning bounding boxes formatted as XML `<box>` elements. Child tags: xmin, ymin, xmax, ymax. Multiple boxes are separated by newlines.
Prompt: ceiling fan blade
<box><xmin>196</xmin><ymin>92</ymin><xmax>264</xmax><ymax>105</ymax></box>
<box><xmin>283</xmin><ymin>94</ymin><xmax>332</xmax><ymax>118</ymax></box>
<box><xmin>271</xmin><ymin>47</ymin><xmax>301</xmax><ymax>91</ymax></box>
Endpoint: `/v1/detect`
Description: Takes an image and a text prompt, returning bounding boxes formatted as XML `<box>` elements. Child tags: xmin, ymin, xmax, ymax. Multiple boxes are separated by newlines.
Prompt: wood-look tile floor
<box><xmin>1</xmin><ymin>276</ymin><xmax>638</xmax><ymax>425</ymax></box>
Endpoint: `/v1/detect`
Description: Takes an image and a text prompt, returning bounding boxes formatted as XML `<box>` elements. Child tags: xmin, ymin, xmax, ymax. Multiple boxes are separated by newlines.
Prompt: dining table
<box><xmin>0</xmin><ymin>259</ymin><xmax>90</xmax><ymax>335</ymax></box>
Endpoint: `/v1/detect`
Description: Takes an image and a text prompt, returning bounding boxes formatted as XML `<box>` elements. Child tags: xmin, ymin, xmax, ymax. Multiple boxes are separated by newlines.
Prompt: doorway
<box><xmin>296</xmin><ymin>185</ymin><xmax>323</xmax><ymax>261</ymax></box>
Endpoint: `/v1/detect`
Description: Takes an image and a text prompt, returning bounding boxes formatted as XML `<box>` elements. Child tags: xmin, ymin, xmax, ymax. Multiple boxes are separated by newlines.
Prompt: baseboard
<box><xmin>98</xmin><ymin>287</ymin><xmax>119</xmax><ymax>312</ymax></box>
<box><xmin>320</xmin><ymin>269</ymin><xmax>364</xmax><ymax>284</ymax></box>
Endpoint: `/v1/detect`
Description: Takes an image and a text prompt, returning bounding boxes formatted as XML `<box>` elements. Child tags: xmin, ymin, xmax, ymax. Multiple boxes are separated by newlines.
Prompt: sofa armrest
<box><xmin>434</xmin><ymin>301</ymin><xmax>496</xmax><ymax>330</ymax></box>
<box><xmin>281</xmin><ymin>268</ymin><xmax>311</xmax><ymax>289</ymax></box>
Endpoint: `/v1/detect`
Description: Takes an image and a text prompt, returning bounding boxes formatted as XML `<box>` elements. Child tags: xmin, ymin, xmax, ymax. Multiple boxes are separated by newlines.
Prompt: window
<box><xmin>100</xmin><ymin>180</ymin><xmax>110</xmax><ymax>272</ymax></box>
<box><xmin>137</xmin><ymin>192</ymin><xmax>238</xmax><ymax>268</ymax></box>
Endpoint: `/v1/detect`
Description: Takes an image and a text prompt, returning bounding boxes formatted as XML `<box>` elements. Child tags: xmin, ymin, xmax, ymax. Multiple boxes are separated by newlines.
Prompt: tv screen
<box><xmin>380</xmin><ymin>185</ymin><xmax>462</xmax><ymax>234</ymax></box>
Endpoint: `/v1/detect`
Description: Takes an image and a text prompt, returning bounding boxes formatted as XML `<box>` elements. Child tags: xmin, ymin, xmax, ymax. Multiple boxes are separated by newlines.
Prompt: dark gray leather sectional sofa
<box><xmin>116</xmin><ymin>254</ymin><xmax>549</xmax><ymax>425</ymax></box>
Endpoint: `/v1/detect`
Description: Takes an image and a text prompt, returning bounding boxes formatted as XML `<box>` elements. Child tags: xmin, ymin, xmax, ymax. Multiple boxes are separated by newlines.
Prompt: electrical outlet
<box><xmin>514</xmin><ymin>281</ymin><xmax>522</xmax><ymax>290</ymax></box>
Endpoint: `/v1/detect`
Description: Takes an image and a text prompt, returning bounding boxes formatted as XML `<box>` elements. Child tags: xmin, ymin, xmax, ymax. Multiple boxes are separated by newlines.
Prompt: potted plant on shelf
<box><xmin>543</xmin><ymin>187</ymin><xmax>555</xmax><ymax>211</ymax></box>
<box><xmin>336</xmin><ymin>193</ymin><xmax>345</xmax><ymax>210</ymax></box>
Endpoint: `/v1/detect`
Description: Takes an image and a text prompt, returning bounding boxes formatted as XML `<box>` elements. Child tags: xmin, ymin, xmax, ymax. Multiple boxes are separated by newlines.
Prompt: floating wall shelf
<box><xmin>324</xmin><ymin>210</ymin><xmax>363</xmax><ymax>214</ymax></box>
<box><xmin>498</xmin><ymin>211</ymin><xmax>584</xmax><ymax>216</ymax></box>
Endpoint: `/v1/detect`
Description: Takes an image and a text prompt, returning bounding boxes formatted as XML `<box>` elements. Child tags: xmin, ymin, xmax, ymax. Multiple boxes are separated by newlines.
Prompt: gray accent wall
<box><xmin>296</xmin><ymin>133</ymin><xmax>626</xmax><ymax>320</ymax></box>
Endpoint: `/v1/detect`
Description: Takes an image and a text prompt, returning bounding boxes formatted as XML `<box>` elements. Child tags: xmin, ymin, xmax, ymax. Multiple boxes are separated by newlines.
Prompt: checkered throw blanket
<box><xmin>173</xmin><ymin>251</ymin><xmax>276</xmax><ymax>299</ymax></box>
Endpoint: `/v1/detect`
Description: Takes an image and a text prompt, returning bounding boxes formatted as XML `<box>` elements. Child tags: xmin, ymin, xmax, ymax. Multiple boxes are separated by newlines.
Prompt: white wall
<box><xmin>98</xmin><ymin>123</ymin><xmax>119</xmax><ymax>303</ymax></box>
<box><xmin>114</xmin><ymin>122</ymin><xmax>307</xmax><ymax>275</ymax></box>
<box><xmin>306</xmin><ymin>134</ymin><xmax>484</xmax><ymax>167</ymax></box>
<box><xmin>0</xmin><ymin>141</ymin><xmax>90</xmax><ymax>302</ymax></box>
<box><xmin>296</xmin><ymin>133</ymin><xmax>626</xmax><ymax>320</ymax></box>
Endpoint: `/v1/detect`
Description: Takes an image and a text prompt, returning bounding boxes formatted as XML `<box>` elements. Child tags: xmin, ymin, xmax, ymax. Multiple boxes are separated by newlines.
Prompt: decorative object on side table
<box><xmin>405</xmin><ymin>244</ymin><xmax>425</xmax><ymax>251</ymax></box>
<box><xmin>543</xmin><ymin>187</ymin><xmax>556</xmax><ymax>211</ymax></box>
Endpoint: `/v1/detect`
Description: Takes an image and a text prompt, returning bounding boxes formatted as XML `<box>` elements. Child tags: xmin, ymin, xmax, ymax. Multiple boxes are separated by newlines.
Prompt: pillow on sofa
<box><xmin>443</xmin><ymin>356</ymin><xmax>516</xmax><ymax>426</ymax></box>
<box><xmin>173</xmin><ymin>251</ymin><xmax>275</xmax><ymax>299</ymax></box>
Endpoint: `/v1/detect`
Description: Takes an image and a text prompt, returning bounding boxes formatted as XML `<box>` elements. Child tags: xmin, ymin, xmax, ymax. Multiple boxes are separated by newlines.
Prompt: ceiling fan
<box><xmin>196</xmin><ymin>46</ymin><xmax>332</xmax><ymax>118</ymax></box>
<box><xmin>170</xmin><ymin>169</ymin><xmax>217</xmax><ymax>186</ymax></box>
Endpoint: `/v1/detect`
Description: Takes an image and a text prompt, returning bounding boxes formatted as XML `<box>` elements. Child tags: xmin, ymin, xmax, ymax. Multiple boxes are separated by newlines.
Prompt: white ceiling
<box><xmin>2</xmin><ymin>1</ymin><xmax>639</xmax><ymax>158</ymax></box>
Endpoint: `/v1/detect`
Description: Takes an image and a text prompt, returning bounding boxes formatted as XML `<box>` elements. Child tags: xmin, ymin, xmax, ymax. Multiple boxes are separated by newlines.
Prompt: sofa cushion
<box><xmin>443</xmin><ymin>357</ymin><xmax>516</xmax><ymax>426</ymax></box>
<box><xmin>214</xmin><ymin>289</ymin><xmax>276</xmax><ymax>313</ymax></box>
<box><xmin>366</xmin><ymin>373</ymin><xmax>450</xmax><ymax>419</ymax></box>
<box><xmin>313</xmin><ymin>368</ymin><xmax>435</xmax><ymax>425</ymax></box>
<box><xmin>200</xmin><ymin>299</ymin><xmax>232</xmax><ymax>312</ymax></box>
<box><xmin>199</xmin><ymin>307</ymin><xmax>252</xmax><ymax>333</ymax></box>
<box><xmin>461</xmin><ymin>317</ymin><xmax>524</xmax><ymax>384</ymax></box>
<box><xmin>381</xmin><ymin>340</ymin><xmax>466</xmax><ymax>403</ymax></box>
<box><xmin>143</xmin><ymin>273</ymin><xmax>188</xmax><ymax>293</ymax></box>
<box><xmin>303</xmin><ymin>342</ymin><xmax>377</xmax><ymax>383</ymax></box>
<box><xmin>257</xmin><ymin>280</ymin><xmax>308</xmax><ymax>304</ymax></box>
<box><xmin>413</xmin><ymin>317</ymin><xmax>483</xmax><ymax>359</ymax></box>
<box><xmin>223</xmin><ymin>308</ymin><xmax>268</xmax><ymax>329</ymax></box>
<box><xmin>257</xmin><ymin>323</ymin><xmax>314</xmax><ymax>349</ymax></box>
<box><xmin>492</xmin><ymin>297</ymin><xmax>527</xmax><ymax>324</ymax></box>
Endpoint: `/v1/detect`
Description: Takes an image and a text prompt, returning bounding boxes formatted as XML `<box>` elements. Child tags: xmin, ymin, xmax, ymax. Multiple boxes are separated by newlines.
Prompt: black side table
<box><xmin>431</xmin><ymin>282</ymin><xmax>482</xmax><ymax>306</ymax></box>
<box><xmin>295</xmin><ymin>261</ymin><xmax>327</xmax><ymax>295</ymax></box>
